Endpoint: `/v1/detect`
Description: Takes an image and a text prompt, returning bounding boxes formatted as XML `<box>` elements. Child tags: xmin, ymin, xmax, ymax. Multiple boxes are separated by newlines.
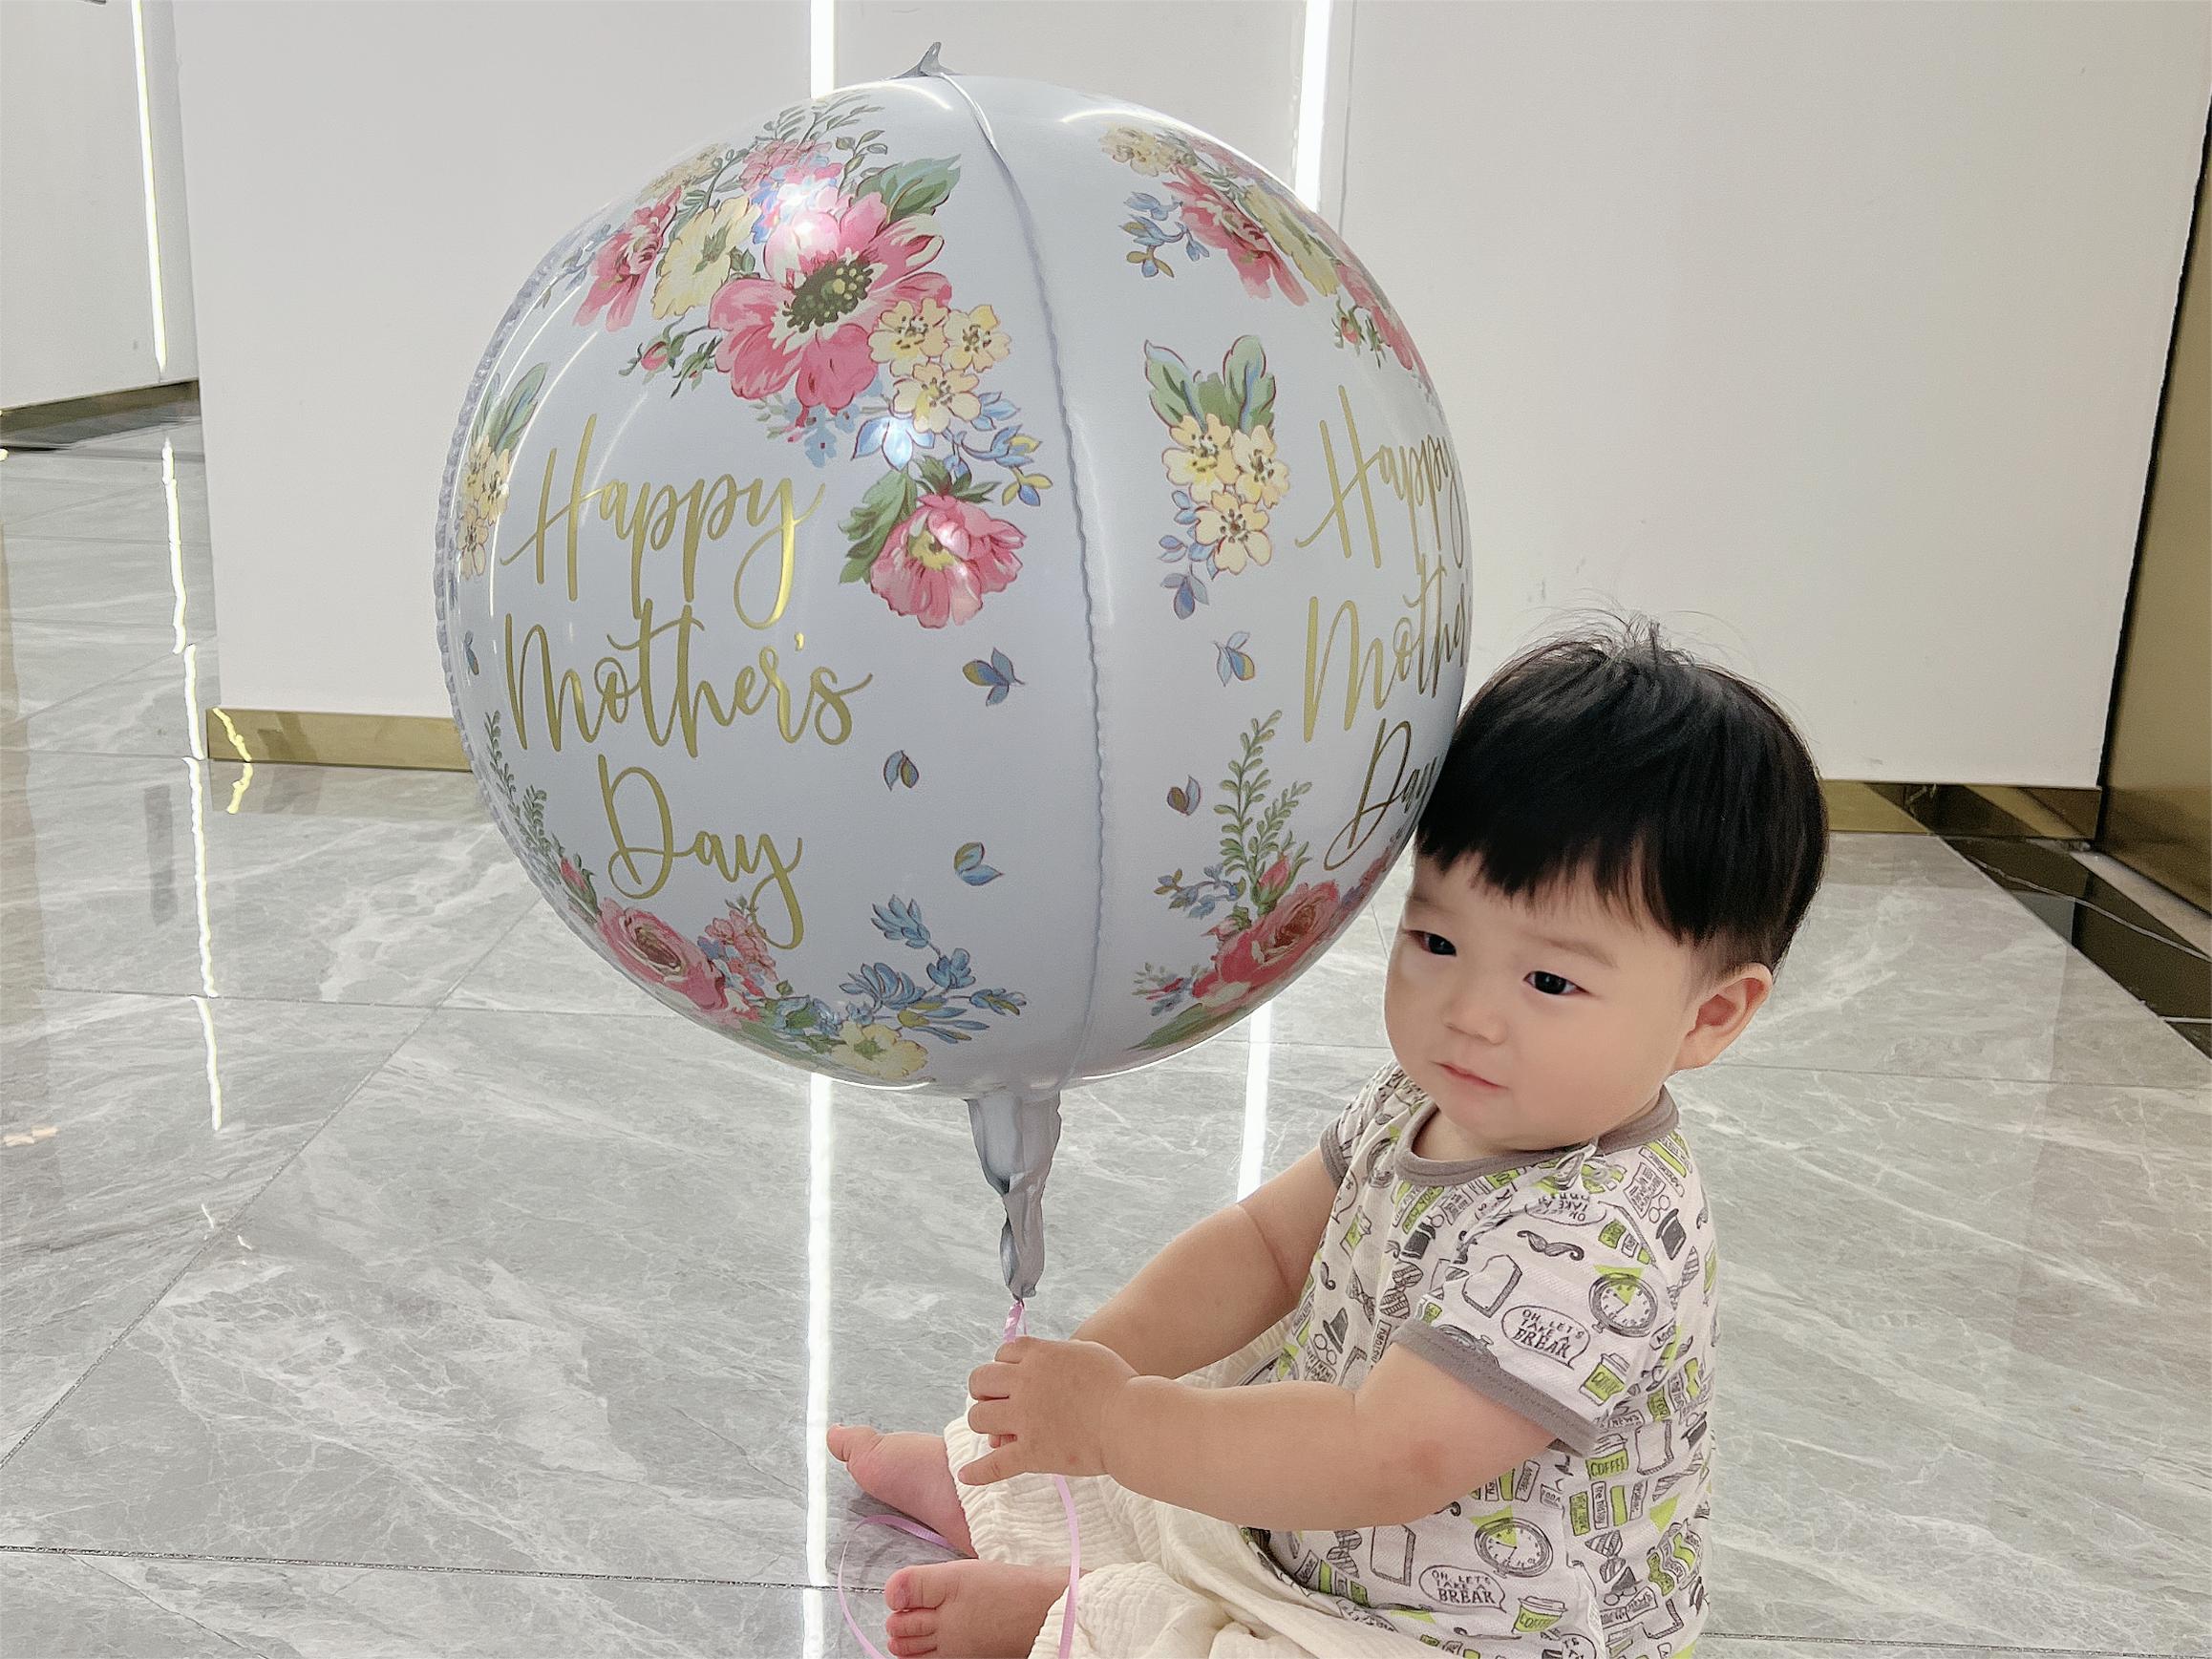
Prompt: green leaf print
<box><xmin>1143</xmin><ymin>342</ymin><xmax>1200</xmax><ymax>428</ymax></box>
<box><xmin>855</xmin><ymin>158</ymin><xmax>960</xmax><ymax>223</ymax></box>
<box><xmin>840</xmin><ymin>470</ymin><xmax>920</xmax><ymax>583</ymax></box>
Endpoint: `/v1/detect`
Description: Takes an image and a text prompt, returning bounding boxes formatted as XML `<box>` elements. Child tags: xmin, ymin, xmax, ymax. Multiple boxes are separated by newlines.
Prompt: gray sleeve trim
<box><xmin>1321</xmin><ymin>1124</ymin><xmax>1351</xmax><ymax>1186</ymax></box>
<box><xmin>1392</xmin><ymin>1321</ymin><xmax>1604</xmax><ymax>1457</ymax></box>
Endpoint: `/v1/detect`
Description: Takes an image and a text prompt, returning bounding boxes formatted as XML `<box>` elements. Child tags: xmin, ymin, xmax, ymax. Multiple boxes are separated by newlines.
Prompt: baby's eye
<box><xmin>1407</xmin><ymin>930</ymin><xmax>1456</xmax><ymax>957</ymax></box>
<box><xmin>1526</xmin><ymin>970</ymin><xmax>1581</xmax><ymax>996</ymax></box>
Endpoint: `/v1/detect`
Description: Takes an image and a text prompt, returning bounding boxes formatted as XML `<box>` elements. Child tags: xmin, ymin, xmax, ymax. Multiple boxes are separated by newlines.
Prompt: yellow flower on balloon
<box><xmin>833</xmin><ymin>1020</ymin><xmax>929</xmax><ymax>1081</ymax></box>
<box><xmin>1165</xmin><ymin>414</ymin><xmax>1241</xmax><ymax>495</ymax></box>
<box><xmin>892</xmin><ymin>360</ymin><xmax>982</xmax><ymax>435</ymax></box>
<box><xmin>455</xmin><ymin>436</ymin><xmax>513</xmax><ymax>579</ymax></box>
<box><xmin>941</xmin><ymin>305</ymin><xmax>1010</xmax><ymax>372</ymax></box>
<box><xmin>1229</xmin><ymin>426</ymin><xmax>1288</xmax><ymax>506</ymax></box>
<box><xmin>639</xmin><ymin>143</ymin><xmax>727</xmax><ymax>207</ymax></box>
<box><xmin>653</xmin><ymin>198</ymin><xmax>761</xmax><ymax>320</ymax></box>
<box><xmin>870</xmin><ymin>298</ymin><xmax>950</xmax><ymax>371</ymax></box>
<box><xmin>1102</xmin><ymin>125</ymin><xmax>1191</xmax><ymax>178</ymax></box>
<box><xmin>1196</xmin><ymin>490</ymin><xmax>1271</xmax><ymax>574</ymax></box>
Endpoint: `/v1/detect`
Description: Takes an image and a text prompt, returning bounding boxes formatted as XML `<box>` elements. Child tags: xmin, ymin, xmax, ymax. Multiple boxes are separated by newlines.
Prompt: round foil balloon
<box><xmin>435</xmin><ymin>53</ymin><xmax>1471</xmax><ymax>1294</ymax></box>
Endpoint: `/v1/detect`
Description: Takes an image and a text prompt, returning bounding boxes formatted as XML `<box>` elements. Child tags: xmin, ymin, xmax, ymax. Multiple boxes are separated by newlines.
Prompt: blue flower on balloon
<box><xmin>843</xmin><ymin>961</ymin><xmax>925</xmax><ymax>1009</ymax></box>
<box><xmin>855</xmin><ymin>406</ymin><xmax>935</xmax><ymax>470</ymax></box>
<box><xmin>802</xmin><ymin>406</ymin><xmax>857</xmax><ymax>468</ymax></box>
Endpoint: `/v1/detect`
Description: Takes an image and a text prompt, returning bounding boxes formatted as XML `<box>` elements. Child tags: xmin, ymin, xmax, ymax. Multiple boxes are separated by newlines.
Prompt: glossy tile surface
<box><xmin>1</xmin><ymin>416</ymin><xmax>2205</xmax><ymax>1658</ymax></box>
<box><xmin>1</xmin><ymin>752</ymin><xmax>538</xmax><ymax>1005</ymax></box>
<box><xmin>1</xmin><ymin>990</ymin><xmax>427</xmax><ymax>1457</ymax></box>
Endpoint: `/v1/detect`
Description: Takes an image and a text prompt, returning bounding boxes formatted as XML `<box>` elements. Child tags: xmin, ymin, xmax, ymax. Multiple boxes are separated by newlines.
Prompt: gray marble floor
<box><xmin>2</xmin><ymin>425</ymin><xmax>2207</xmax><ymax>1658</ymax></box>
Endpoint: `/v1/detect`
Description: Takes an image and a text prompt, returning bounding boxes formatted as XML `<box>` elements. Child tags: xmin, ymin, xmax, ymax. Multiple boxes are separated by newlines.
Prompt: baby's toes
<box><xmin>883</xmin><ymin>1563</ymin><xmax>945</xmax><ymax>1615</ymax></box>
<box><xmin>887</xmin><ymin>1607</ymin><xmax>939</xmax><ymax>1639</ymax></box>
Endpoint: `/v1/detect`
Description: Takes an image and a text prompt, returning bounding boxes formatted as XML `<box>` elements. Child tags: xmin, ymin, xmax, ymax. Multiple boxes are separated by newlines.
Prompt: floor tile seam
<box><xmin>1944</xmin><ymin>838</ymin><xmax>2211</xmax><ymax>964</ymax></box>
<box><xmin>66</xmin><ymin>1550</ymin><xmax>274</xmax><ymax>1659</ymax></box>
<box><xmin>438</xmin><ymin>998</ymin><xmax>676</xmax><ymax>1021</ymax></box>
<box><xmin>0</xmin><ymin>1542</ymin><xmax>844</xmax><ymax>1594</ymax></box>
<box><xmin>0</xmin><ymin>646</ymin><xmax>205</xmax><ymax>736</ymax></box>
<box><xmin>5</xmin><ymin>1546</ymin><xmax>2201</xmax><ymax>1656</ymax></box>
<box><xmin>0</xmin><ymin>977</ymin><xmax>469</xmax><ymax>1016</ymax></box>
<box><xmin>2</xmin><ymin>982</ymin><xmax>682</xmax><ymax>1022</ymax></box>
<box><xmin>0</xmin><ymin>534</ymin><xmax>209</xmax><ymax>559</ymax></box>
<box><xmin>2</xmin><ymin>449</ymin><xmax>203</xmax><ymax>469</ymax></box>
<box><xmin>0</xmin><ymin>1003</ymin><xmax>438</xmax><ymax>1474</ymax></box>
<box><xmin>431</xmin><ymin>898</ymin><xmax>569</xmax><ymax>1016</ymax></box>
<box><xmin>1704</xmin><ymin>1054</ymin><xmax>2212</xmax><ymax>1096</ymax></box>
<box><xmin>5</xmin><ymin>1004</ymin><xmax>2178</xmax><ymax>1095</ymax></box>
<box><xmin>1254</xmin><ymin>1035</ymin><xmax>2209</xmax><ymax>1092</ymax></box>
<box><xmin>0</xmin><ymin>525</ymin><xmax>211</xmax><ymax>548</ymax></box>
<box><xmin>0</xmin><ymin>487</ymin><xmax>153</xmax><ymax>529</ymax></box>
<box><xmin>0</xmin><ymin>985</ymin><xmax>464</xmax><ymax>1020</ymax></box>
<box><xmin>1704</xmin><ymin>1635</ymin><xmax>2204</xmax><ymax>1659</ymax></box>
<box><xmin>0</xmin><ymin>618</ymin><xmax>203</xmax><ymax>650</ymax></box>
<box><xmin>0</xmin><ymin>738</ymin><xmax>214</xmax><ymax>765</ymax></box>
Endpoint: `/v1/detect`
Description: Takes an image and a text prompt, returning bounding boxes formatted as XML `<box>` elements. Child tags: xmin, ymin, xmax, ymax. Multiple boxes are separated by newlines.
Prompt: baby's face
<box><xmin>1383</xmin><ymin>853</ymin><xmax>1766</xmax><ymax>1161</ymax></box>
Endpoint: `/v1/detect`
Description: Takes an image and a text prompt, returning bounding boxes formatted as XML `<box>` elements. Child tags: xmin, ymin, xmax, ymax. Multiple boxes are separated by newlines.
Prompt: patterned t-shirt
<box><xmin>1236</xmin><ymin>1064</ymin><xmax>1718</xmax><ymax>1658</ymax></box>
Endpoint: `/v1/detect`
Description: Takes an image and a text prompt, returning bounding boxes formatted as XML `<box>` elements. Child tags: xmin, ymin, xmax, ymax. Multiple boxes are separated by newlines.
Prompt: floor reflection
<box><xmin>0</xmin><ymin>415</ymin><xmax>2205</xmax><ymax>1656</ymax></box>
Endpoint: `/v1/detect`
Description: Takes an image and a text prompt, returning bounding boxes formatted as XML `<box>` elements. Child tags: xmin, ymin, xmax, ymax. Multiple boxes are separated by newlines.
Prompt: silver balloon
<box><xmin>435</xmin><ymin>52</ymin><xmax>1471</xmax><ymax>1297</ymax></box>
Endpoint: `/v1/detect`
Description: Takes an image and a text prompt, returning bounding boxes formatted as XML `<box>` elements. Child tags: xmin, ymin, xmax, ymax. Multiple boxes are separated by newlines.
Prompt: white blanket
<box><xmin>941</xmin><ymin>1319</ymin><xmax>1444</xmax><ymax>1659</ymax></box>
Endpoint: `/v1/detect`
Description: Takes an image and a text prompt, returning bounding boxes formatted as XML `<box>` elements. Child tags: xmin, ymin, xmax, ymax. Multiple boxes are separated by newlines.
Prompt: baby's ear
<box><xmin>1673</xmin><ymin>964</ymin><xmax>1773</xmax><ymax>1071</ymax></box>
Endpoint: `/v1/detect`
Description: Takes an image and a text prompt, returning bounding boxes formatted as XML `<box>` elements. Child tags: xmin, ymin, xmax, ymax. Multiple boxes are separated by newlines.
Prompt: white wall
<box><xmin>170</xmin><ymin>0</ymin><xmax>808</xmax><ymax>719</ymax></box>
<box><xmin>836</xmin><ymin>1</ymin><xmax>1304</xmax><ymax>180</ymax></box>
<box><xmin>1339</xmin><ymin>0</ymin><xmax>2210</xmax><ymax>785</ymax></box>
<box><xmin>1</xmin><ymin>0</ymin><xmax>199</xmax><ymax>408</ymax></box>
<box><xmin>158</xmin><ymin>0</ymin><xmax>2209</xmax><ymax>781</ymax></box>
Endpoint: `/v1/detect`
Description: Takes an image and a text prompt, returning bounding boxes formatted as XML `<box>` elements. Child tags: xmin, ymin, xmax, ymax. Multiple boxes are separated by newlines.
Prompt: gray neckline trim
<box><xmin>1393</xmin><ymin>1087</ymin><xmax>1680</xmax><ymax>1186</ymax></box>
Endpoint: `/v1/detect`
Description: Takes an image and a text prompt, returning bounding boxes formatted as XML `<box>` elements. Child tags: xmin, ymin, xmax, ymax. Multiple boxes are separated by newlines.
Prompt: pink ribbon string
<box><xmin>835</xmin><ymin>1299</ymin><xmax>1081</xmax><ymax>1659</ymax></box>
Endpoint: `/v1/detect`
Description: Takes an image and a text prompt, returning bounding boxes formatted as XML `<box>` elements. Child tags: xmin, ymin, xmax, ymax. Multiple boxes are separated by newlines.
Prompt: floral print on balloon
<box><xmin>1101</xmin><ymin>121</ymin><xmax>1424</xmax><ymax>378</ymax></box>
<box><xmin>1148</xmin><ymin>337</ymin><xmax>1287</xmax><ymax>621</ymax></box>
<box><xmin>1135</xmin><ymin>712</ymin><xmax>1392</xmax><ymax>1051</ymax></box>
<box><xmin>450</xmin><ymin>364</ymin><xmax>546</xmax><ymax>583</ymax></box>
<box><xmin>479</xmin><ymin>712</ymin><xmax>1026</xmax><ymax>1083</ymax></box>
<box><xmin>546</xmin><ymin>93</ymin><xmax>1053</xmax><ymax>629</ymax></box>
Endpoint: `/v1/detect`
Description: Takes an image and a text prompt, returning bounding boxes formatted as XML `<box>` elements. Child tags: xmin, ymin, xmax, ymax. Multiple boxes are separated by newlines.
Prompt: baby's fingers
<box><xmin>958</xmin><ymin>1447</ymin><xmax>1019</xmax><ymax>1487</ymax></box>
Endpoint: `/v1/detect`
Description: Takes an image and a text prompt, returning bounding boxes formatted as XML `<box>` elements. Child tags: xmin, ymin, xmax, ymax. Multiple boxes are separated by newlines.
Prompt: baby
<box><xmin>830</xmin><ymin>621</ymin><xmax>1828</xmax><ymax>1658</ymax></box>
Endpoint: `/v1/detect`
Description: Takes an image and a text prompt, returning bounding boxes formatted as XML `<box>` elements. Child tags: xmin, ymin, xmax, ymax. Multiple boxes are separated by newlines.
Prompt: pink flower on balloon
<box><xmin>737</xmin><ymin>140</ymin><xmax>839</xmax><ymax>195</ymax></box>
<box><xmin>704</xmin><ymin>902</ymin><xmax>780</xmax><ymax>1001</ymax></box>
<box><xmin>597</xmin><ymin>900</ymin><xmax>727</xmax><ymax>1012</ymax></box>
<box><xmin>1167</xmin><ymin>170</ymin><xmax>1305</xmax><ymax>305</ymax></box>
<box><xmin>578</xmin><ymin>192</ymin><xmax>679</xmax><ymax>333</ymax></box>
<box><xmin>1194</xmin><ymin>880</ymin><xmax>1343</xmax><ymax>1010</ymax></box>
<box><xmin>868</xmin><ymin>493</ymin><xmax>1025</xmax><ymax>628</ymax></box>
<box><xmin>709</xmin><ymin>189</ymin><xmax>951</xmax><ymax>416</ymax></box>
<box><xmin>1338</xmin><ymin>257</ymin><xmax>1422</xmax><ymax>375</ymax></box>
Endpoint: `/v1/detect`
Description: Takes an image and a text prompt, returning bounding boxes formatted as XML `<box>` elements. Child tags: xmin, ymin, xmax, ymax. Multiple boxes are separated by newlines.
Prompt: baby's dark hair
<box><xmin>1415</xmin><ymin>620</ymin><xmax>1827</xmax><ymax>972</ymax></box>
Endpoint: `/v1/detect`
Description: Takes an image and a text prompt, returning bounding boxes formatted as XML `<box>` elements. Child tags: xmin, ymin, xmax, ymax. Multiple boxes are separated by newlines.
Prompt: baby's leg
<box><xmin>883</xmin><ymin>1560</ymin><xmax>1074</xmax><ymax>1659</ymax></box>
<box><xmin>828</xmin><ymin>1424</ymin><xmax>977</xmax><ymax>1558</ymax></box>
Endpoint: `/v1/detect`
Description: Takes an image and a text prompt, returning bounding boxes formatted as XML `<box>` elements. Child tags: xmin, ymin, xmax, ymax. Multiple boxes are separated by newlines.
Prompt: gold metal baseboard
<box><xmin>1866</xmin><ymin>781</ymin><xmax>2102</xmax><ymax>840</ymax></box>
<box><xmin>200</xmin><ymin>708</ymin><xmax>2106</xmax><ymax>843</ymax></box>
<box><xmin>0</xmin><ymin>381</ymin><xmax>201</xmax><ymax>445</ymax></box>
<box><xmin>206</xmin><ymin>708</ymin><xmax>467</xmax><ymax>771</ymax></box>
<box><xmin>1820</xmin><ymin>783</ymin><xmax>1928</xmax><ymax>835</ymax></box>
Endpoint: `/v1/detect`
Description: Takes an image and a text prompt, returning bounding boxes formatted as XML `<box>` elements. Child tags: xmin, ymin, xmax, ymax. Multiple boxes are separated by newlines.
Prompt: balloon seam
<box><xmin>934</xmin><ymin>72</ymin><xmax>1116</xmax><ymax>1095</ymax></box>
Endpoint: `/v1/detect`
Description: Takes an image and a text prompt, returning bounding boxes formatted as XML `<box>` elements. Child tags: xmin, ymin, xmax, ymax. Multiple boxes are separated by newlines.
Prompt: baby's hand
<box><xmin>958</xmin><ymin>1336</ymin><xmax>1136</xmax><ymax>1486</ymax></box>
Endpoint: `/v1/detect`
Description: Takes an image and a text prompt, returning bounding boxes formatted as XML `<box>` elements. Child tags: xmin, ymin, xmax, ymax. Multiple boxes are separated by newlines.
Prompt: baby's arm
<box><xmin>1072</xmin><ymin>1149</ymin><xmax>1338</xmax><ymax>1381</ymax></box>
<box><xmin>1103</xmin><ymin>1346</ymin><xmax>1556</xmax><ymax>1531</ymax></box>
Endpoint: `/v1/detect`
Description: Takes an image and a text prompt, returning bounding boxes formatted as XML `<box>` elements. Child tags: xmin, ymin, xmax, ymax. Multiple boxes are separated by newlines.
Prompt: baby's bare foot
<box><xmin>827</xmin><ymin>1424</ymin><xmax>976</xmax><ymax>1558</ymax></box>
<box><xmin>882</xmin><ymin>1560</ymin><xmax>1072</xmax><ymax>1659</ymax></box>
